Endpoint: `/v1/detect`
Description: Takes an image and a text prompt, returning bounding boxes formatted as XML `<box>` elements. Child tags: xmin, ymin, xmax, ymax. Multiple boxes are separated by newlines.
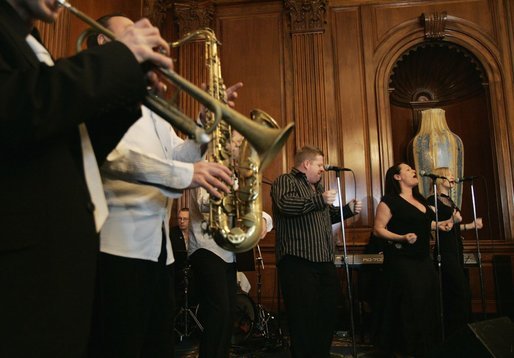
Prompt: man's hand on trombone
<box><xmin>95</xmin><ymin>16</ymin><xmax>172</xmax><ymax>95</ymax></box>
<box><xmin>117</xmin><ymin>18</ymin><xmax>173</xmax><ymax>70</ymax></box>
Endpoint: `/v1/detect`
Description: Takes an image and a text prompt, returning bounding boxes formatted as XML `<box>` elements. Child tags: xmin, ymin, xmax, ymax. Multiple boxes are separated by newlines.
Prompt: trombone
<box><xmin>57</xmin><ymin>0</ymin><xmax>294</xmax><ymax>160</ymax></box>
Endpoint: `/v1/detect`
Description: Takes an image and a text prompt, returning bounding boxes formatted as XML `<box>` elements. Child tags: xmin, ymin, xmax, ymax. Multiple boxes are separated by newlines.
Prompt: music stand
<box><xmin>174</xmin><ymin>265</ymin><xmax>203</xmax><ymax>341</ymax></box>
<box><xmin>254</xmin><ymin>245</ymin><xmax>273</xmax><ymax>338</ymax></box>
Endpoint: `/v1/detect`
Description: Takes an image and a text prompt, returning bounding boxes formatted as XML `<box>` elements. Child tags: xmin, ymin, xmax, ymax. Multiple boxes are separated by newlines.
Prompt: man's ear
<box><xmin>393</xmin><ymin>173</ymin><xmax>401</xmax><ymax>181</ymax></box>
<box><xmin>97</xmin><ymin>33</ymin><xmax>108</xmax><ymax>45</ymax></box>
<box><xmin>302</xmin><ymin>160</ymin><xmax>311</xmax><ymax>170</ymax></box>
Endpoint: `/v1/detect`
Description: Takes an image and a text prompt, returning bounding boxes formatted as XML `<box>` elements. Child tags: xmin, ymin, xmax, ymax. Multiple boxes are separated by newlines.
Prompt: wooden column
<box><xmin>285</xmin><ymin>0</ymin><xmax>328</xmax><ymax>154</ymax></box>
<box><xmin>174</xmin><ymin>1</ymin><xmax>215</xmax><ymax>118</ymax></box>
<box><xmin>143</xmin><ymin>0</ymin><xmax>173</xmax><ymax>30</ymax></box>
<box><xmin>172</xmin><ymin>1</ymin><xmax>215</xmax><ymax>213</ymax></box>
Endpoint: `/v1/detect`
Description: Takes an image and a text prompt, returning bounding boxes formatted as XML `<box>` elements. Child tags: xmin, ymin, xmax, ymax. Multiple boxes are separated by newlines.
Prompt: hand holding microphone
<box><xmin>322</xmin><ymin>189</ymin><xmax>337</xmax><ymax>205</ymax></box>
<box><xmin>350</xmin><ymin>199</ymin><xmax>362</xmax><ymax>215</ymax></box>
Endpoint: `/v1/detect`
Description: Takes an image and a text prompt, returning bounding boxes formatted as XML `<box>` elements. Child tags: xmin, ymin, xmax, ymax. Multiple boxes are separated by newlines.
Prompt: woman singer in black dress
<box><xmin>427</xmin><ymin>167</ymin><xmax>483</xmax><ymax>337</ymax></box>
<box><xmin>373</xmin><ymin>163</ymin><xmax>453</xmax><ymax>357</ymax></box>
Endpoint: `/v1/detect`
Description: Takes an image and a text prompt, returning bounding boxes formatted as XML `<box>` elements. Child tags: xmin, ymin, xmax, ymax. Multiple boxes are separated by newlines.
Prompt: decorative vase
<box><xmin>411</xmin><ymin>108</ymin><xmax>464</xmax><ymax>207</ymax></box>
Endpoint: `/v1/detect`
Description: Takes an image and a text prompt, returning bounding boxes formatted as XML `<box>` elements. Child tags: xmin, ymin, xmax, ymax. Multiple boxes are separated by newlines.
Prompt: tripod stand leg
<box><xmin>187</xmin><ymin>309</ymin><xmax>204</xmax><ymax>332</ymax></box>
<box><xmin>174</xmin><ymin>308</ymin><xmax>187</xmax><ymax>340</ymax></box>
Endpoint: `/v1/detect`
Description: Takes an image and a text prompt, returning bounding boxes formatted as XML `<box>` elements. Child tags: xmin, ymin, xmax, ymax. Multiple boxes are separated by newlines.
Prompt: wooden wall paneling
<box><xmin>507</xmin><ymin>0</ymin><xmax>514</xmax><ymax>77</ymax></box>
<box><xmin>368</xmin><ymin>0</ymin><xmax>496</xmax><ymax>51</ymax></box>
<box><xmin>492</xmin><ymin>0</ymin><xmax>514</xmax><ymax>241</ymax></box>
<box><xmin>216</xmin><ymin>1</ymin><xmax>289</xmax><ymax>191</ymax></box>
<box><xmin>214</xmin><ymin>1</ymin><xmax>286</xmax><ymax>308</ymax></box>
<box><xmin>291</xmin><ymin>33</ymin><xmax>330</xmax><ymax>154</ymax></box>
<box><xmin>444</xmin><ymin>19</ymin><xmax>514</xmax><ymax>241</ymax></box>
<box><xmin>361</xmin><ymin>6</ymin><xmax>422</xmax><ymax>205</ymax></box>
<box><xmin>464</xmin><ymin>242</ymin><xmax>514</xmax><ymax>313</ymax></box>
<box><xmin>357</xmin><ymin>5</ymin><xmax>387</xmax><ymax>222</ymax></box>
<box><xmin>330</xmin><ymin>6</ymin><xmax>372</xmax><ymax>233</ymax></box>
<box><xmin>285</xmin><ymin>0</ymin><xmax>330</xmax><ymax>159</ymax></box>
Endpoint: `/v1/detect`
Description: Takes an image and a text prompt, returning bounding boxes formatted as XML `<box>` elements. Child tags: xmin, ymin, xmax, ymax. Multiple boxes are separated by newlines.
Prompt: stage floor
<box><xmin>175</xmin><ymin>331</ymin><xmax>388</xmax><ymax>358</ymax></box>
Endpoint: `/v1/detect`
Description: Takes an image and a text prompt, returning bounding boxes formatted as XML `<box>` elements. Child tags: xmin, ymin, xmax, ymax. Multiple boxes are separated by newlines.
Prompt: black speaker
<box><xmin>433</xmin><ymin>317</ymin><xmax>514</xmax><ymax>357</ymax></box>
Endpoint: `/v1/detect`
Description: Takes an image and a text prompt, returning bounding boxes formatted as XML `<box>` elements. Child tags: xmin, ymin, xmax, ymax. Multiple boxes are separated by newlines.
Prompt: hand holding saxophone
<box><xmin>190</xmin><ymin>161</ymin><xmax>233</xmax><ymax>199</ymax></box>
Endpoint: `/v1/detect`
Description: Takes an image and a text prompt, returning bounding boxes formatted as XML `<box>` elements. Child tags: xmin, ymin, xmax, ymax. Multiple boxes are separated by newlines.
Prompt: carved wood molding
<box><xmin>143</xmin><ymin>0</ymin><xmax>174</xmax><ymax>29</ymax></box>
<box><xmin>174</xmin><ymin>1</ymin><xmax>215</xmax><ymax>37</ymax></box>
<box><xmin>291</xmin><ymin>33</ymin><xmax>329</xmax><ymax>156</ymax></box>
<box><xmin>285</xmin><ymin>0</ymin><xmax>328</xmax><ymax>34</ymax></box>
<box><xmin>421</xmin><ymin>11</ymin><xmax>447</xmax><ymax>40</ymax></box>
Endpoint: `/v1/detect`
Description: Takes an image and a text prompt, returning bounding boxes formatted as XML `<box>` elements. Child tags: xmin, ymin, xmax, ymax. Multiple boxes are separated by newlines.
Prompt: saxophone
<box><xmin>173</xmin><ymin>28</ymin><xmax>291</xmax><ymax>253</ymax></box>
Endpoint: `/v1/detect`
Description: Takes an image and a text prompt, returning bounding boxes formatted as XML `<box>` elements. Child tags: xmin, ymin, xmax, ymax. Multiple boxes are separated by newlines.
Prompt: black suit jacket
<box><xmin>0</xmin><ymin>3</ymin><xmax>147</xmax><ymax>356</ymax></box>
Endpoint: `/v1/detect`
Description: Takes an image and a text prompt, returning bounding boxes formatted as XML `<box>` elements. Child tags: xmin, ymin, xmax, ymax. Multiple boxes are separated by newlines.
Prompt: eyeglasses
<box><xmin>178</xmin><ymin>218</ymin><xmax>189</xmax><ymax>221</ymax></box>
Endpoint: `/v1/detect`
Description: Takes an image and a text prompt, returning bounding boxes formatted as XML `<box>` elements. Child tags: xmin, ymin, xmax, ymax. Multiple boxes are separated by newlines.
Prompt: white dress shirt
<box><xmin>100</xmin><ymin>106</ymin><xmax>202</xmax><ymax>264</ymax></box>
<box><xmin>189</xmin><ymin>186</ymin><xmax>273</xmax><ymax>263</ymax></box>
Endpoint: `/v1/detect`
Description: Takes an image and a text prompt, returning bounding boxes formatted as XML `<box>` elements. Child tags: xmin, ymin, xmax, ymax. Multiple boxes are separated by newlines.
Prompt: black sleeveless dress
<box><xmin>373</xmin><ymin>194</ymin><xmax>441</xmax><ymax>357</ymax></box>
<box><xmin>427</xmin><ymin>194</ymin><xmax>471</xmax><ymax>337</ymax></box>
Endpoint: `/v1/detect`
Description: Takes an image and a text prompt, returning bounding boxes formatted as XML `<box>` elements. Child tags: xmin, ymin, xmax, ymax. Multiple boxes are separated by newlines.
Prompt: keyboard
<box><xmin>334</xmin><ymin>254</ymin><xmax>384</xmax><ymax>267</ymax></box>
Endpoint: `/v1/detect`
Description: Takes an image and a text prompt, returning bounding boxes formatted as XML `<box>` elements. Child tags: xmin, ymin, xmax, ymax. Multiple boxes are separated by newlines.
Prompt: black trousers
<box><xmin>278</xmin><ymin>255</ymin><xmax>341</xmax><ymax>358</ymax></box>
<box><xmin>190</xmin><ymin>248</ymin><xmax>237</xmax><ymax>358</ymax></box>
<box><xmin>440</xmin><ymin>251</ymin><xmax>471</xmax><ymax>337</ymax></box>
<box><xmin>89</xmin><ymin>236</ymin><xmax>175</xmax><ymax>358</ymax></box>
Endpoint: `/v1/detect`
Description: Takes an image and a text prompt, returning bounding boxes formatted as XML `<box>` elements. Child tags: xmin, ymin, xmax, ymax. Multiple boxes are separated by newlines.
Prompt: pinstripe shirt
<box><xmin>271</xmin><ymin>168</ymin><xmax>354</xmax><ymax>263</ymax></box>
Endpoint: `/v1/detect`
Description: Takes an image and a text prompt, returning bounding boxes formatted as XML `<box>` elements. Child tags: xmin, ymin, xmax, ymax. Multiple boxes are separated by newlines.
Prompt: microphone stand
<box><xmin>467</xmin><ymin>179</ymin><xmax>487</xmax><ymax>319</ymax></box>
<box><xmin>431</xmin><ymin>178</ymin><xmax>445</xmax><ymax>342</ymax></box>
<box><xmin>334</xmin><ymin>169</ymin><xmax>357</xmax><ymax>358</ymax></box>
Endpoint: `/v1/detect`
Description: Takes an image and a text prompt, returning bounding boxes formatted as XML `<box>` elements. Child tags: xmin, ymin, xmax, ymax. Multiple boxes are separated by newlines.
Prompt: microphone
<box><xmin>455</xmin><ymin>175</ymin><xmax>479</xmax><ymax>183</ymax></box>
<box><xmin>419</xmin><ymin>170</ymin><xmax>447</xmax><ymax>180</ymax></box>
<box><xmin>324</xmin><ymin>165</ymin><xmax>351</xmax><ymax>172</ymax></box>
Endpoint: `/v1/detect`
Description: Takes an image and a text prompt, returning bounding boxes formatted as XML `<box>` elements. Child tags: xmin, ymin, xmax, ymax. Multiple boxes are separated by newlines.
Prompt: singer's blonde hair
<box><xmin>431</xmin><ymin>167</ymin><xmax>452</xmax><ymax>193</ymax></box>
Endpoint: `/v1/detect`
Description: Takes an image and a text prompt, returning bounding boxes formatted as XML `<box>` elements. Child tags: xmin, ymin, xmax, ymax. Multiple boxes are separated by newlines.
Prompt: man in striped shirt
<box><xmin>271</xmin><ymin>145</ymin><xmax>362</xmax><ymax>357</ymax></box>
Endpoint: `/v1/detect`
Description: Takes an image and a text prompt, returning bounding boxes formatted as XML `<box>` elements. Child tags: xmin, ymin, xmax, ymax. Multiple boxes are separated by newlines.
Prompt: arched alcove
<box><xmin>387</xmin><ymin>41</ymin><xmax>500</xmax><ymax>241</ymax></box>
<box><xmin>371</xmin><ymin>13</ymin><xmax>514</xmax><ymax>241</ymax></box>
